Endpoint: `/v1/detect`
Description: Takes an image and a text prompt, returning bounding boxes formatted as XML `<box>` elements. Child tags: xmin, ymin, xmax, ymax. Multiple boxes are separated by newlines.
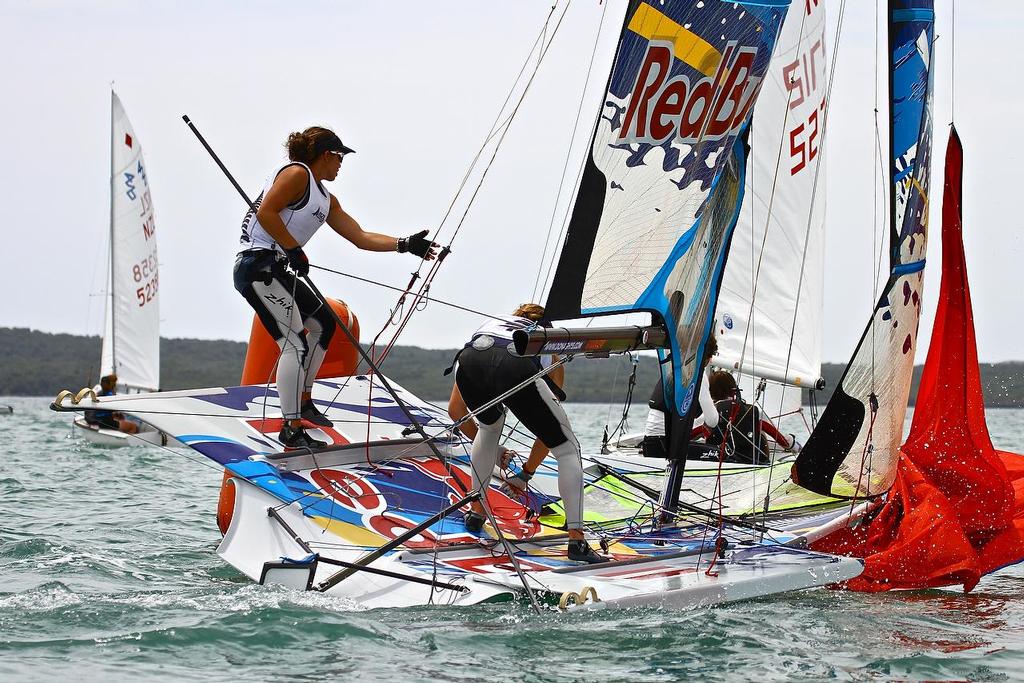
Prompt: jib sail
<box><xmin>793</xmin><ymin>0</ymin><xmax>935</xmax><ymax>498</ymax></box>
<box><xmin>543</xmin><ymin>0</ymin><xmax>791</xmax><ymax>416</ymax></box>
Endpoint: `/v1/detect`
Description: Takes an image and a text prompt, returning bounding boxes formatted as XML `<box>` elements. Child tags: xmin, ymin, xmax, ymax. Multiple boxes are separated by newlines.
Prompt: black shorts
<box><xmin>455</xmin><ymin>345</ymin><xmax>570</xmax><ymax>448</ymax></box>
<box><xmin>233</xmin><ymin>249</ymin><xmax>335</xmax><ymax>345</ymax></box>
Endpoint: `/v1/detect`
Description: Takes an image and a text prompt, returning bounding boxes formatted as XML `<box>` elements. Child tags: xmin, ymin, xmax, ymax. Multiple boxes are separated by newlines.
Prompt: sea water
<box><xmin>1</xmin><ymin>396</ymin><xmax>1023</xmax><ymax>681</ymax></box>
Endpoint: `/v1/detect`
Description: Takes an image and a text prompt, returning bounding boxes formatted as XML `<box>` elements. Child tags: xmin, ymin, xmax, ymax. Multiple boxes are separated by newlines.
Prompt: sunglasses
<box><xmin>328</xmin><ymin>151</ymin><xmax>347</xmax><ymax>160</ymax></box>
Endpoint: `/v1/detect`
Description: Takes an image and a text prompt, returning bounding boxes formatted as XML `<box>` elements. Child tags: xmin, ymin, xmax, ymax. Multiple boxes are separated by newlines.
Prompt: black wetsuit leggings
<box><xmin>233</xmin><ymin>249</ymin><xmax>336</xmax><ymax>419</ymax></box>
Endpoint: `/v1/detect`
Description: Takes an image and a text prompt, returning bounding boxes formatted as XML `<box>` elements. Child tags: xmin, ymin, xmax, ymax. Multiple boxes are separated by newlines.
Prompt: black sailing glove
<box><xmin>285</xmin><ymin>246</ymin><xmax>310</xmax><ymax>277</ymax></box>
<box><xmin>397</xmin><ymin>230</ymin><xmax>438</xmax><ymax>259</ymax></box>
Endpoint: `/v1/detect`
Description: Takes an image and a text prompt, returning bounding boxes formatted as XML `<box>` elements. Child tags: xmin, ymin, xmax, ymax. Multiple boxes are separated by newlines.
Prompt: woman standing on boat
<box><xmin>448</xmin><ymin>304</ymin><xmax>607</xmax><ymax>564</ymax></box>
<box><xmin>234</xmin><ymin>126</ymin><xmax>437</xmax><ymax>449</ymax></box>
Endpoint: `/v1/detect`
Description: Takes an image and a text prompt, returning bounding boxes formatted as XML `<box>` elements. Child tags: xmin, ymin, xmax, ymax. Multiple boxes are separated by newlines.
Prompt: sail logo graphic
<box><xmin>618</xmin><ymin>41</ymin><xmax>761</xmax><ymax>146</ymax></box>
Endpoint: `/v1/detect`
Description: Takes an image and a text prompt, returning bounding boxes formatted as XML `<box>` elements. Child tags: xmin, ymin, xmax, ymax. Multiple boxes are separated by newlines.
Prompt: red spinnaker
<box><xmin>812</xmin><ymin>127</ymin><xmax>1024</xmax><ymax>591</ymax></box>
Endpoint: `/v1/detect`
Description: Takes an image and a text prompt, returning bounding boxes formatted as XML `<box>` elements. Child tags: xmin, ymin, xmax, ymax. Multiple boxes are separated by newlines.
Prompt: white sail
<box><xmin>100</xmin><ymin>92</ymin><xmax>160</xmax><ymax>392</ymax></box>
<box><xmin>714</xmin><ymin>0</ymin><xmax>827</xmax><ymax>406</ymax></box>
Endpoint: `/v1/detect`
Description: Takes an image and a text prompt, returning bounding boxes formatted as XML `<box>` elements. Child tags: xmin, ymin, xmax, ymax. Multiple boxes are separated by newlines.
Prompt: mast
<box><xmin>108</xmin><ymin>87</ymin><xmax>117</xmax><ymax>379</ymax></box>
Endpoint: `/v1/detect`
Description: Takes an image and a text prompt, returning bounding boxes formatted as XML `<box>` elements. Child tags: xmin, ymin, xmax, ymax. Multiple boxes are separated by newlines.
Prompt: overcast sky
<box><xmin>2</xmin><ymin>1</ymin><xmax>1019</xmax><ymax>363</ymax></box>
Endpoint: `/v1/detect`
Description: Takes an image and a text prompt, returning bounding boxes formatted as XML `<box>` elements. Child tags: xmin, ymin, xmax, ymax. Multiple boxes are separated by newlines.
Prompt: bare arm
<box><xmin>254</xmin><ymin>166</ymin><xmax>309</xmax><ymax>250</ymax></box>
<box><xmin>448</xmin><ymin>383</ymin><xmax>477</xmax><ymax>441</ymax></box>
<box><xmin>518</xmin><ymin>356</ymin><xmax>566</xmax><ymax>475</ymax></box>
<box><xmin>325</xmin><ymin>195</ymin><xmax>400</xmax><ymax>252</ymax></box>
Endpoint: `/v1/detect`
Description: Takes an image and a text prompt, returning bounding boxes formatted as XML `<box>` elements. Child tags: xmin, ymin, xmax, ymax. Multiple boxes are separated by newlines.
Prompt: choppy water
<box><xmin>2</xmin><ymin>396</ymin><xmax>1023</xmax><ymax>681</ymax></box>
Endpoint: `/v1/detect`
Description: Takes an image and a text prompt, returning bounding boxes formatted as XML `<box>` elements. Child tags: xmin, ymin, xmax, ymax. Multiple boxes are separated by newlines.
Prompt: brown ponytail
<box><xmin>285</xmin><ymin>126</ymin><xmax>338</xmax><ymax>164</ymax></box>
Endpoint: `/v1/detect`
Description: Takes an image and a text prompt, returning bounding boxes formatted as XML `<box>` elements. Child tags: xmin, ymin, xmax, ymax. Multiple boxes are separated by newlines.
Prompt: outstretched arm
<box><xmin>326</xmin><ymin>195</ymin><xmax>402</xmax><ymax>252</ymax></box>
<box><xmin>759</xmin><ymin>419</ymin><xmax>792</xmax><ymax>449</ymax></box>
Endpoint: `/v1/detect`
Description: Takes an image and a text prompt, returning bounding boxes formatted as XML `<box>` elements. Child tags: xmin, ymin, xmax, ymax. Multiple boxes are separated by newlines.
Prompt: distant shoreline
<box><xmin>3</xmin><ymin>327</ymin><xmax>1022</xmax><ymax>407</ymax></box>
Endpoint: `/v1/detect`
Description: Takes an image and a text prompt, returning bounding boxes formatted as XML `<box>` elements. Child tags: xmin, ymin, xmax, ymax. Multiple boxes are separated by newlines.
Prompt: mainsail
<box><xmin>793</xmin><ymin>0</ymin><xmax>934</xmax><ymax>498</ymax></box>
<box><xmin>100</xmin><ymin>91</ymin><xmax>161</xmax><ymax>393</ymax></box>
<box><xmin>543</xmin><ymin>0</ymin><xmax>791</xmax><ymax>416</ymax></box>
<box><xmin>714</xmin><ymin>0</ymin><xmax>827</xmax><ymax>409</ymax></box>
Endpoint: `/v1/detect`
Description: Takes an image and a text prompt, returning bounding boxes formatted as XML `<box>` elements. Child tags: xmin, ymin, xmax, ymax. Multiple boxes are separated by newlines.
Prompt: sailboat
<box><xmin>582</xmin><ymin>0</ymin><xmax>837</xmax><ymax>518</ymax></box>
<box><xmin>54</xmin><ymin>0</ymin><xmax>875</xmax><ymax>609</ymax></box>
<box><xmin>72</xmin><ymin>91</ymin><xmax>167</xmax><ymax>448</ymax></box>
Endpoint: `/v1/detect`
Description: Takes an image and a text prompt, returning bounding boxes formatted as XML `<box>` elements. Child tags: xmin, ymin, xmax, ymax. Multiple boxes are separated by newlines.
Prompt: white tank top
<box><xmin>240</xmin><ymin>162</ymin><xmax>332</xmax><ymax>252</ymax></box>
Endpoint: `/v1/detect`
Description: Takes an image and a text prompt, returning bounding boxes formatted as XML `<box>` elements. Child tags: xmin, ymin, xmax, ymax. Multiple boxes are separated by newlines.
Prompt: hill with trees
<box><xmin>2</xmin><ymin>327</ymin><xmax>1021</xmax><ymax>407</ymax></box>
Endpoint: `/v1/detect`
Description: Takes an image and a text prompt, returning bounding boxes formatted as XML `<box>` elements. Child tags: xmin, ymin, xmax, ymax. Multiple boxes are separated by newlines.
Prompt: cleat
<box><xmin>463</xmin><ymin>511</ymin><xmax>486</xmax><ymax>534</ymax></box>
<box><xmin>279</xmin><ymin>423</ymin><xmax>327</xmax><ymax>450</ymax></box>
<box><xmin>567</xmin><ymin>540</ymin><xmax>610</xmax><ymax>564</ymax></box>
<box><xmin>300</xmin><ymin>400</ymin><xmax>334</xmax><ymax>428</ymax></box>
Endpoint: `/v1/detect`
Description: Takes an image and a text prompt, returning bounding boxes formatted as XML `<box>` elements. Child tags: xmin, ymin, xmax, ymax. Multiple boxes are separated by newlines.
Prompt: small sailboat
<box><xmin>72</xmin><ymin>91</ymin><xmax>168</xmax><ymax>448</ymax></box>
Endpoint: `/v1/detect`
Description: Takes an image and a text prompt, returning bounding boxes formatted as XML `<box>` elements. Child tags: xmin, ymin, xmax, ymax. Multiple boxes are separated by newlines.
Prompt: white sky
<box><xmin>2</xmin><ymin>1</ymin><xmax>1020</xmax><ymax>363</ymax></box>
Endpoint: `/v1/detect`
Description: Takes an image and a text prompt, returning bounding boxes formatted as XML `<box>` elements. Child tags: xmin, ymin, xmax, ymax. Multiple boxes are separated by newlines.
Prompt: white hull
<box><xmin>72</xmin><ymin>416</ymin><xmax>177</xmax><ymax>448</ymax></box>
<box><xmin>217</xmin><ymin>475</ymin><xmax>863</xmax><ymax>610</ymax></box>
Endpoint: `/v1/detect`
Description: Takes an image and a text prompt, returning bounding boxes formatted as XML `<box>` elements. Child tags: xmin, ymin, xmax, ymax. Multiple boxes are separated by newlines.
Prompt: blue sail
<box><xmin>793</xmin><ymin>0</ymin><xmax>935</xmax><ymax>498</ymax></box>
<box><xmin>544</xmin><ymin>0</ymin><xmax>790</xmax><ymax>415</ymax></box>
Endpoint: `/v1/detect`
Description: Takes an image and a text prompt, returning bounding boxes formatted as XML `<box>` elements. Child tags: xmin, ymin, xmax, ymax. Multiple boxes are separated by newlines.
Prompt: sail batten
<box><xmin>544</xmin><ymin>0</ymin><xmax>791</xmax><ymax>415</ymax></box>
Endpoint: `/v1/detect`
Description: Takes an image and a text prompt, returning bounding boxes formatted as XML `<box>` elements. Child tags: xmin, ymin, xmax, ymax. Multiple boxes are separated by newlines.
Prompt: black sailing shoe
<box><xmin>463</xmin><ymin>511</ymin><xmax>486</xmax><ymax>534</ymax></box>
<box><xmin>279</xmin><ymin>423</ymin><xmax>327</xmax><ymax>450</ymax></box>
<box><xmin>567</xmin><ymin>540</ymin><xmax>610</xmax><ymax>564</ymax></box>
<box><xmin>301</xmin><ymin>400</ymin><xmax>334</xmax><ymax>428</ymax></box>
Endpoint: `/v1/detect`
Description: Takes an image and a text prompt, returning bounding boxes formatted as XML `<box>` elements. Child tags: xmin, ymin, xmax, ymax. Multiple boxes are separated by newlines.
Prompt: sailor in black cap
<box><xmin>233</xmin><ymin>125</ymin><xmax>438</xmax><ymax>449</ymax></box>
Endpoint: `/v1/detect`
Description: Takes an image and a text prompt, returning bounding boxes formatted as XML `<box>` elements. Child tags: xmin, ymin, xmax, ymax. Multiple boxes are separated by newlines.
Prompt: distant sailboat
<box><xmin>73</xmin><ymin>91</ymin><xmax>167</xmax><ymax>447</ymax></box>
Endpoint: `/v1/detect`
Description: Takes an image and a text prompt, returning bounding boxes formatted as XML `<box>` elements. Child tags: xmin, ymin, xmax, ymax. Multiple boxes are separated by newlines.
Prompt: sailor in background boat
<box><xmin>447</xmin><ymin>304</ymin><xmax>607</xmax><ymax>564</ymax></box>
<box><xmin>83</xmin><ymin>374</ymin><xmax>138</xmax><ymax>435</ymax></box>
<box><xmin>701</xmin><ymin>371</ymin><xmax>801</xmax><ymax>464</ymax></box>
<box><xmin>640</xmin><ymin>336</ymin><xmax>720</xmax><ymax>459</ymax></box>
<box><xmin>234</xmin><ymin>126</ymin><xmax>437</xmax><ymax>449</ymax></box>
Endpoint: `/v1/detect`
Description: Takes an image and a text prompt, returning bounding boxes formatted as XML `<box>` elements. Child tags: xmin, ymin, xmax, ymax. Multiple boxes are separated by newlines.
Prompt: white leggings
<box><xmin>467</xmin><ymin>379</ymin><xmax>584</xmax><ymax>531</ymax></box>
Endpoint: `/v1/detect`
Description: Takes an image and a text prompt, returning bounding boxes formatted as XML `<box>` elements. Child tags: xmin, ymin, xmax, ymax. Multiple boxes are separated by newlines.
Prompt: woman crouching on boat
<box><xmin>234</xmin><ymin>126</ymin><xmax>437</xmax><ymax>449</ymax></box>
<box><xmin>448</xmin><ymin>304</ymin><xmax>607</xmax><ymax>564</ymax></box>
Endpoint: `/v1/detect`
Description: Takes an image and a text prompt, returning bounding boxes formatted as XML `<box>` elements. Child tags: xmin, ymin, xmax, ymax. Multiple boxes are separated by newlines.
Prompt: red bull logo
<box><xmin>618</xmin><ymin>40</ymin><xmax>762</xmax><ymax>146</ymax></box>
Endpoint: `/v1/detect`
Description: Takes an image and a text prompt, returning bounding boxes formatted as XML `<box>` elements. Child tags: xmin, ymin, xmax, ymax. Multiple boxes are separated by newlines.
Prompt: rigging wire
<box><xmin>732</xmin><ymin>5</ymin><xmax>807</xmax><ymax>389</ymax></box>
<box><xmin>530</xmin><ymin>0</ymin><xmax>611</xmax><ymax>302</ymax></box>
<box><xmin>368</xmin><ymin>1</ymin><xmax>575</xmax><ymax>367</ymax></box>
<box><xmin>761</xmin><ymin>0</ymin><xmax>850</xmax><ymax>530</ymax></box>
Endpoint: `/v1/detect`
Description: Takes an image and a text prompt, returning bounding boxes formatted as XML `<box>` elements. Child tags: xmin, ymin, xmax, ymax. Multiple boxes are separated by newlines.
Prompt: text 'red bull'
<box><xmin>618</xmin><ymin>40</ymin><xmax>762</xmax><ymax>146</ymax></box>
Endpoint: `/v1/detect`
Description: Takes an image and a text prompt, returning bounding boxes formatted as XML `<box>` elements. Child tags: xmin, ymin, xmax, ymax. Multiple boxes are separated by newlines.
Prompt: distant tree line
<box><xmin>2</xmin><ymin>327</ymin><xmax>1021</xmax><ymax>407</ymax></box>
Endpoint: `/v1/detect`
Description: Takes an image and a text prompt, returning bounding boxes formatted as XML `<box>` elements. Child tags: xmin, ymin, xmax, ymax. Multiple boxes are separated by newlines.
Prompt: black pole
<box><xmin>182</xmin><ymin>115</ymin><xmax>253</xmax><ymax>208</ymax></box>
<box><xmin>315</xmin><ymin>490</ymin><xmax>480</xmax><ymax>592</ymax></box>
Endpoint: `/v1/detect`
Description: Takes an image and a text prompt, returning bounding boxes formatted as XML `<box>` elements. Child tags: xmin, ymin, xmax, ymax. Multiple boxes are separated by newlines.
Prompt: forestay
<box><xmin>793</xmin><ymin>0</ymin><xmax>935</xmax><ymax>498</ymax></box>
<box><xmin>100</xmin><ymin>92</ymin><xmax>160</xmax><ymax>393</ymax></box>
<box><xmin>715</xmin><ymin>0</ymin><xmax>827</xmax><ymax>407</ymax></box>
<box><xmin>543</xmin><ymin>0</ymin><xmax>791</xmax><ymax>415</ymax></box>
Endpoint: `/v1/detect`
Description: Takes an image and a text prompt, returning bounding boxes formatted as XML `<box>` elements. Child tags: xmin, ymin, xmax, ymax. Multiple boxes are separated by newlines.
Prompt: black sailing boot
<box><xmin>279</xmin><ymin>423</ymin><xmax>327</xmax><ymax>450</ymax></box>
<box><xmin>301</xmin><ymin>400</ymin><xmax>334</xmax><ymax>428</ymax></box>
<box><xmin>567</xmin><ymin>540</ymin><xmax>610</xmax><ymax>564</ymax></box>
<box><xmin>463</xmin><ymin>511</ymin><xmax>486</xmax><ymax>534</ymax></box>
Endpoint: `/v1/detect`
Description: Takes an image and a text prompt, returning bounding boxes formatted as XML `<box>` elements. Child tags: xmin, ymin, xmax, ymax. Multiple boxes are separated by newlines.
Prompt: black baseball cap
<box><xmin>315</xmin><ymin>131</ymin><xmax>356</xmax><ymax>156</ymax></box>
